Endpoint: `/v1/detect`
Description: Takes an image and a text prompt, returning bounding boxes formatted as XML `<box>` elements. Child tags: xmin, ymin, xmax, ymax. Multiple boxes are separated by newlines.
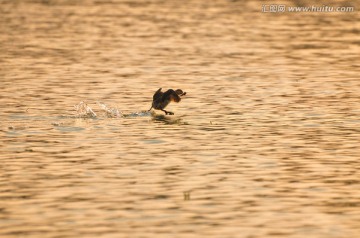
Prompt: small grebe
<box><xmin>148</xmin><ymin>88</ymin><xmax>186</xmax><ymax>115</ymax></box>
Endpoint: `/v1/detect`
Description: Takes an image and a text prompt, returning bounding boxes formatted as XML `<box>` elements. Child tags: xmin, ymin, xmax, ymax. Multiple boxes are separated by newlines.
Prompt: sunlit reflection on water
<box><xmin>1</xmin><ymin>0</ymin><xmax>360</xmax><ymax>237</ymax></box>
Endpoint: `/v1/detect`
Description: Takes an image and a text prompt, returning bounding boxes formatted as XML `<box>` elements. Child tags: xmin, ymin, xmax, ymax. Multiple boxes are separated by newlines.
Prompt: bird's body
<box><xmin>149</xmin><ymin>88</ymin><xmax>186</xmax><ymax>115</ymax></box>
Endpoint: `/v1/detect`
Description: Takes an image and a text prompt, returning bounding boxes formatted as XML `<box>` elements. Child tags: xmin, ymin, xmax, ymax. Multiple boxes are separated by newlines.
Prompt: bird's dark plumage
<box><xmin>149</xmin><ymin>88</ymin><xmax>186</xmax><ymax>115</ymax></box>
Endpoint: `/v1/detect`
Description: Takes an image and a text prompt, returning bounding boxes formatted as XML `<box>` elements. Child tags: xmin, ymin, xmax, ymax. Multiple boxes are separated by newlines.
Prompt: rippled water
<box><xmin>1</xmin><ymin>0</ymin><xmax>360</xmax><ymax>237</ymax></box>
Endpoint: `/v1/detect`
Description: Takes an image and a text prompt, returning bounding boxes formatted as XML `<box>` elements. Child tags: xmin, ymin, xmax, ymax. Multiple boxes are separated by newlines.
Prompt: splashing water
<box><xmin>96</xmin><ymin>101</ymin><xmax>122</xmax><ymax>118</ymax></box>
<box><xmin>74</xmin><ymin>101</ymin><xmax>97</xmax><ymax>118</ymax></box>
<box><xmin>74</xmin><ymin>101</ymin><xmax>150</xmax><ymax>118</ymax></box>
<box><xmin>123</xmin><ymin>111</ymin><xmax>152</xmax><ymax>117</ymax></box>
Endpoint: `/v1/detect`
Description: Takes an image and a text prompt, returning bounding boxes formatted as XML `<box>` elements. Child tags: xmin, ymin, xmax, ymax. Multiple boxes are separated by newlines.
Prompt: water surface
<box><xmin>1</xmin><ymin>0</ymin><xmax>360</xmax><ymax>237</ymax></box>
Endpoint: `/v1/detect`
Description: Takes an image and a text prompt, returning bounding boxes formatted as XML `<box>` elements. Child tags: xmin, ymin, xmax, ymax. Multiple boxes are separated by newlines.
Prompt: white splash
<box><xmin>125</xmin><ymin>111</ymin><xmax>152</xmax><ymax>117</ymax></box>
<box><xmin>74</xmin><ymin>101</ymin><xmax>97</xmax><ymax>118</ymax></box>
<box><xmin>96</xmin><ymin>101</ymin><xmax>122</xmax><ymax>118</ymax></box>
<box><xmin>74</xmin><ymin>101</ymin><xmax>150</xmax><ymax>119</ymax></box>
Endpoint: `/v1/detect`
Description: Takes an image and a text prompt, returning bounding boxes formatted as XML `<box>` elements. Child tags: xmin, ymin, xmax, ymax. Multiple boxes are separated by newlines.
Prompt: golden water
<box><xmin>1</xmin><ymin>0</ymin><xmax>360</xmax><ymax>237</ymax></box>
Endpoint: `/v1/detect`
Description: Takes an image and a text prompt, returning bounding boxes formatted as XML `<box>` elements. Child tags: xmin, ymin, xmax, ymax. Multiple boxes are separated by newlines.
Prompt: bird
<box><xmin>148</xmin><ymin>88</ymin><xmax>186</xmax><ymax>115</ymax></box>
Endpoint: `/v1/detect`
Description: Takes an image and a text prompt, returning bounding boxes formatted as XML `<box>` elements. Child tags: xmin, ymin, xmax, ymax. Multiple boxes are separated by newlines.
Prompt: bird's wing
<box><xmin>163</xmin><ymin>89</ymin><xmax>181</xmax><ymax>103</ymax></box>
<box><xmin>153</xmin><ymin>88</ymin><xmax>163</xmax><ymax>100</ymax></box>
